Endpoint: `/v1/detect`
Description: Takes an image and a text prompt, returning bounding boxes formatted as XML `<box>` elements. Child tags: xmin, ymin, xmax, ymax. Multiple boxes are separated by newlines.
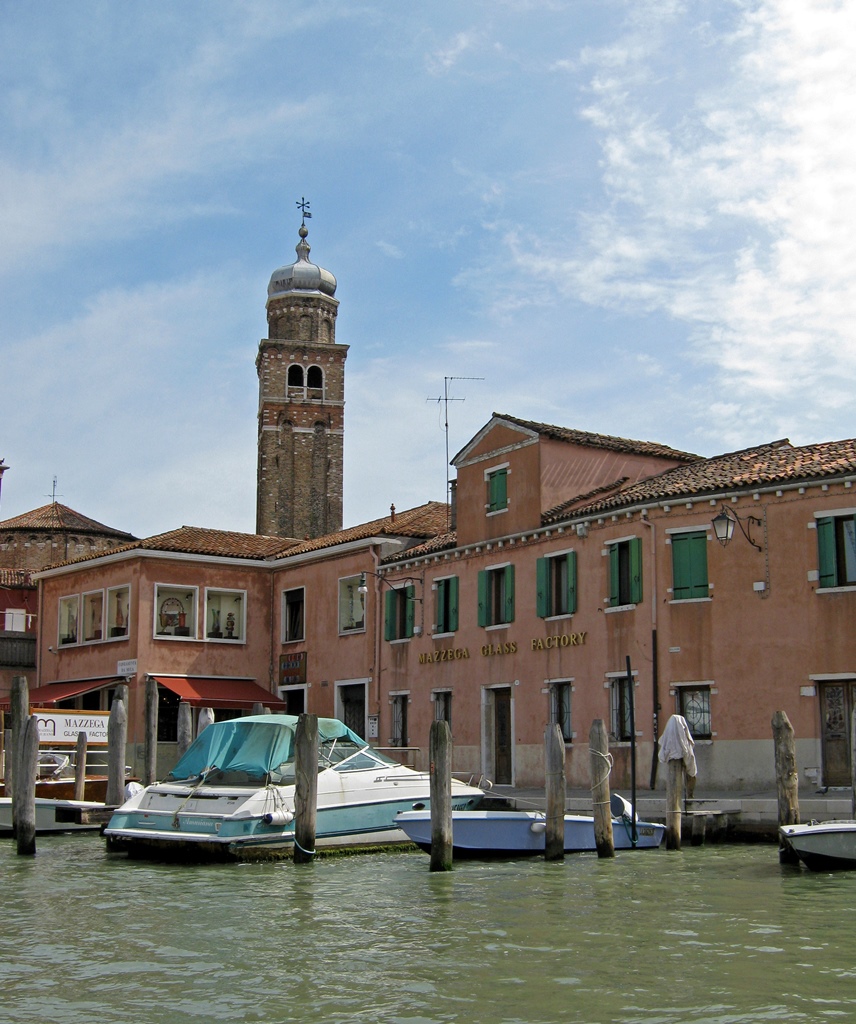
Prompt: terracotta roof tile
<box><xmin>0</xmin><ymin>567</ymin><xmax>34</xmax><ymax>588</ymax></box>
<box><xmin>139</xmin><ymin>526</ymin><xmax>292</xmax><ymax>560</ymax></box>
<box><xmin>550</xmin><ymin>438</ymin><xmax>856</xmax><ymax>520</ymax></box>
<box><xmin>0</xmin><ymin>502</ymin><xmax>135</xmax><ymax>539</ymax></box>
<box><xmin>493</xmin><ymin>413</ymin><xmax>701</xmax><ymax>462</ymax></box>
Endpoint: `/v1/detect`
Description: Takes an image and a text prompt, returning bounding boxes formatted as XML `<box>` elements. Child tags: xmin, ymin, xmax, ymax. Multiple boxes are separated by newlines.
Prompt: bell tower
<box><xmin>256</xmin><ymin>204</ymin><xmax>347</xmax><ymax>539</ymax></box>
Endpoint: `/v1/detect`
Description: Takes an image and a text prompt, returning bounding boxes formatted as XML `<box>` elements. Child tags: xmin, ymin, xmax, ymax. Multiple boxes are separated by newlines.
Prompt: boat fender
<box><xmin>412</xmin><ymin>802</ymin><xmax>426</xmax><ymax>810</ymax></box>
<box><xmin>610</xmin><ymin>793</ymin><xmax>636</xmax><ymax>821</ymax></box>
<box><xmin>530</xmin><ymin>820</ymin><xmax>547</xmax><ymax>834</ymax></box>
<box><xmin>262</xmin><ymin>808</ymin><xmax>294</xmax><ymax>826</ymax></box>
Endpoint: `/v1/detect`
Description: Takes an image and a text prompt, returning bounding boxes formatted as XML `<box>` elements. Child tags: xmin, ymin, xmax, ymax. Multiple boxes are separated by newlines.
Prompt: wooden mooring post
<box><xmin>73</xmin><ymin>731</ymin><xmax>88</xmax><ymax>802</ymax></box>
<box><xmin>197</xmin><ymin>707</ymin><xmax>215</xmax><ymax>736</ymax></box>
<box><xmin>429</xmin><ymin>720</ymin><xmax>453</xmax><ymax>871</ymax></box>
<box><xmin>545</xmin><ymin>723</ymin><xmax>565</xmax><ymax>861</ymax></box>
<box><xmin>589</xmin><ymin>719</ymin><xmax>614</xmax><ymax>858</ymax></box>
<box><xmin>105</xmin><ymin>695</ymin><xmax>128</xmax><ymax>807</ymax></box>
<box><xmin>665</xmin><ymin>759</ymin><xmax>684</xmax><ymax>850</ymax></box>
<box><xmin>772</xmin><ymin>710</ymin><xmax>800</xmax><ymax>865</ymax></box>
<box><xmin>176</xmin><ymin>703</ymin><xmax>193</xmax><ymax>759</ymax></box>
<box><xmin>17</xmin><ymin>715</ymin><xmax>40</xmax><ymax>856</ymax></box>
<box><xmin>9</xmin><ymin>676</ymin><xmax>29</xmax><ymax>837</ymax></box>
<box><xmin>293</xmin><ymin>714</ymin><xmax>318</xmax><ymax>864</ymax></box>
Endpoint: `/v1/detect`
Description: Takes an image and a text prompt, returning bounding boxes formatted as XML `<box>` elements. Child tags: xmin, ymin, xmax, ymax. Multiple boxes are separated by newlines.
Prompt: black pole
<box><xmin>649</xmin><ymin>627</ymin><xmax>660</xmax><ymax>790</ymax></box>
<box><xmin>627</xmin><ymin>655</ymin><xmax>637</xmax><ymax>847</ymax></box>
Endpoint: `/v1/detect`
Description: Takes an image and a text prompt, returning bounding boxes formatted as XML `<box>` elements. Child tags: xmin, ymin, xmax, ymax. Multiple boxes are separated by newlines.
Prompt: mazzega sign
<box><xmin>34</xmin><ymin>711</ymin><xmax>110</xmax><ymax>746</ymax></box>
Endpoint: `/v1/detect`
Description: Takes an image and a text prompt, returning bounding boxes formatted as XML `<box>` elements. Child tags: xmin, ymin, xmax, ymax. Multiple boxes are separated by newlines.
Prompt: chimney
<box><xmin>449</xmin><ymin>480</ymin><xmax>457</xmax><ymax>532</ymax></box>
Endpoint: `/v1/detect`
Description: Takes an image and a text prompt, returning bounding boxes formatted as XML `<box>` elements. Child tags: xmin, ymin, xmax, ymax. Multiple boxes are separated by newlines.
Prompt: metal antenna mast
<box><xmin>427</xmin><ymin>376</ymin><xmax>484</xmax><ymax>531</ymax></box>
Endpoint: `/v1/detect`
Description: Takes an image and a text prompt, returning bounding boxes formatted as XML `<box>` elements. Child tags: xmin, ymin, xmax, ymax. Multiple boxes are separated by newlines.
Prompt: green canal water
<box><xmin>2</xmin><ymin>835</ymin><xmax>855</xmax><ymax>1024</ymax></box>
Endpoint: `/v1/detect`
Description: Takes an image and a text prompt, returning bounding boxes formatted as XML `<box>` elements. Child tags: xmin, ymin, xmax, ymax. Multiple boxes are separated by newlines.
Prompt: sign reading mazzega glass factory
<box><xmin>32</xmin><ymin>710</ymin><xmax>110</xmax><ymax>746</ymax></box>
<box><xmin>418</xmin><ymin>631</ymin><xmax>587</xmax><ymax>664</ymax></box>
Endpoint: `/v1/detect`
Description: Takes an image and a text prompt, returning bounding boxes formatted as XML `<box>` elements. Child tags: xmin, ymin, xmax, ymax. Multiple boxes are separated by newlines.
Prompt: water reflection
<box><xmin>2</xmin><ymin>837</ymin><xmax>856</xmax><ymax>1023</ymax></box>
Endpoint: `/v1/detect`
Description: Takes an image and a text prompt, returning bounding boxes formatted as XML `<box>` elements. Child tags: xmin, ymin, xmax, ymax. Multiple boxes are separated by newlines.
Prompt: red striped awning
<box><xmin>0</xmin><ymin>678</ymin><xmax>117</xmax><ymax>709</ymax></box>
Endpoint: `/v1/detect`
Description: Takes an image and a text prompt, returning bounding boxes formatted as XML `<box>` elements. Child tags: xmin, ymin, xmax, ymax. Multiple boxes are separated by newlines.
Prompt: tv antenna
<box><xmin>427</xmin><ymin>376</ymin><xmax>484</xmax><ymax>531</ymax></box>
<box><xmin>46</xmin><ymin>476</ymin><xmax>63</xmax><ymax>504</ymax></box>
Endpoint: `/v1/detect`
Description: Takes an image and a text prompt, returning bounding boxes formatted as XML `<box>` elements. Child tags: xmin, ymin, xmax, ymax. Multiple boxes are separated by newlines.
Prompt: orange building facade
<box><xmin>18</xmin><ymin>414</ymin><xmax>856</xmax><ymax>794</ymax></box>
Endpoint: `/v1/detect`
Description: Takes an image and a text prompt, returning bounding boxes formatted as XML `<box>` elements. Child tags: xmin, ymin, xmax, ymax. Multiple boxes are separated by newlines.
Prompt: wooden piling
<box><xmin>293</xmin><ymin>713</ymin><xmax>318</xmax><ymax>864</ymax></box>
<box><xmin>544</xmin><ymin>723</ymin><xmax>566</xmax><ymax>861</ymax></box>
<box><xmin>666</xmin><ymin>759</ymin><xmax>683</xmax><ymax>850</ymax></box>
<box><xmin>690</xmin><ymin>812</ymin><xmax>706</xmax><ymax>846</ymax></box>
<box><xmin>197</xmin><ymin>707</ymin><xmax>215</xmax><ymax>736</ymax></box>
<box><xmin>17</xmin><ymin>715</ymin><xmax>39</xmax><ymax>856</ymax></box>
<box><xmin>589</xmin><ymin>719</ymin><xmax>614</xmax><ymax>858</ymax></box>
<box><xmin>73</xmin><ymin>731</ymin><xmax>88</xmax><ymax>802</ymax></box>
<box><xmin>429</xmin><ymin>720</ymin><xmax>453</xmax><ymax>871</ymax></box>
<box><xmin>144</xmin><ymin>675</ymin><xmax>158</xmax><ymax>786</ymax></box>
<box><xmin>772</xmin><ymin>709</ymin><xmax>800</xmax><ymax>864</ymax></box>
<box><xmin>106</xmin><ymin>696</ymin><xmax>128</xmax><ymax>807</ymax></box>
<box><xmin>9</xmin><ymin>676</ymin><xmax>29</xmax><ymax>835</ymax></box>
<box><xmin>176</xmin><ymin>703</ymin><xmax>193</xmax><ymax>758</ymax></box>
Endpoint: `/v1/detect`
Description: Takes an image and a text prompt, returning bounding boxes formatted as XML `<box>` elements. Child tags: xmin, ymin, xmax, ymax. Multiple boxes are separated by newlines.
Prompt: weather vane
<box><xmin>296</xmin><ymin>197</ymin><xmax>312</xmax><ymax>226</ymax></box>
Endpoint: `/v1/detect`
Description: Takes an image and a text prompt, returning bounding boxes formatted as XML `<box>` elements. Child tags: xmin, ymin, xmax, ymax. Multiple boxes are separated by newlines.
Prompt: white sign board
<box><xmin>117</xmin><ymin>659</ymin><xmax>138</xmax><ymax>676</ymax></box>
<box><xmin>32</xmin><ymin>710</ymin><xmax>110</xmax><ymax>746</ymax></box>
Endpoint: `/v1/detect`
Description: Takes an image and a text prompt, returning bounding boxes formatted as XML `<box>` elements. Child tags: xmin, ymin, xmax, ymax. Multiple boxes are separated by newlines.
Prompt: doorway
<box><xmin>820</xmin><ymin>681</ymin><xmax>856</xmax><ymax>787</ymax></box>
<box><xmin>337</xmin><ymin>681</ymin><xmax>367</xmax><ymax>738</ymax></box>
<box><xmin>483</xmin><ymin>686</ymin><xmax>513</xmax><ymax>785</ymax></box>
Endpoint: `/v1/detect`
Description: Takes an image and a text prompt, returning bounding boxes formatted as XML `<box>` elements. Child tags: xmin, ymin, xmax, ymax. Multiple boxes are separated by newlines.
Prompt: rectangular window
<box><xmin>58</xmin><ymin>594</ymin><xmax>80</xmax><ymax>646</ymax></box>
<box><xmin>678</xmin><ymin>686</ymin><xmax>711</xmax><ymax>739</ymax></box>
<box><xmin>550</xmin><ymin>682</ymin><xmax>572</xmax><ymax>742</ymax></box>
<box><xmin>671</xmin><ymin>531</ymin><xmax>709</xmax><ymax>600</ymax></box>
<box><xmin>283</xmin><ymin>587</ymin><xmax>305</xmax><ymax>642</ymax></box>
<box><xmin>204</xmin><ymin>589</ymin><xmax>245</xmax><ymax>642</ymax></box>
<box><xmin>608</xmin><ymin>537</ymin><xmax>643</xmax><ymax>607</ymax></box>
<box><xmin>477</xmin><ymin>564</ymin><xmax>515</xmax><ymax>627</ymax></box>
<box><xmin>817</xmin><ymin>514</ymin><xmax>856</xmax><ymax>587</ymax></box>
<box><xmin>537</xmin><ymin>552</ymin><xmax>577</xmax><ymax>617</ymax></box>
<box><xmin>384</xmin><ymin>585</ymin><xmax>415</xmax><ymax>641</ymax></box>
<box><xmin>486</xmin><ymin>467</ymin><xmax>508</xmax><ymax>514</ymax></box>
<box><xmin>433</xmin><ymin>690</ymin><xmax>452</xmax><ymax>730</ymax></box>
<box><xmin>390</xmin><ymin>693</ymin><xmax>409</xmax><ymax>746</ymax></box>
<box><xmin>338</xmin><ymin>575</ymin><xmax>366</xmax><ymax>633</ymax></box>
<box><xmin>82</xmin><ymin>591</ymin><xmax>104</xmax><ymax>642</ymax></box>
<box><xmin>4</xmin><ymin>609</ymin><xmax>26</xmax><ymax>631</ymax></box>
<box><xmin>610</xmin><ymin>676</ymin><xmax>634</xmax><ymax>741</ymax></box>
<box><xmin>155</xmin><ymin>585</ymin><xmax>198</xmax><ymax>639</ymax></box>
<box><xmin>106</xmin><ymin>585</ymin><xmax>130</xmax><ymax>639</ymax></box>
<box><xmin>434</xmin><ymin>576</ymin><xmax>459</xmax><ymax>634</ymax></box>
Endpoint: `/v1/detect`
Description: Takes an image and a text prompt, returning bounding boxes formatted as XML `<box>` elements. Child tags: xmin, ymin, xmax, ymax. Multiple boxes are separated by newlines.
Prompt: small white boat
<box><xmin>779</xmin><ymin>820</ymin><xmax>856</xmax><ymax>870</ymax></box>
<box><xmin>104</xmin><ymin>714</ymin><xmax>483</xmax><ymax>861</ymax></box>
<box><xmin>0</xmin><ymin>796</ymin><xmax>106</xmax><ymax>834</ymax></box>
<box><xmin>395</xmin><ymin>796</ymin><xmax>665</xmax><ymax>857</ymax></box>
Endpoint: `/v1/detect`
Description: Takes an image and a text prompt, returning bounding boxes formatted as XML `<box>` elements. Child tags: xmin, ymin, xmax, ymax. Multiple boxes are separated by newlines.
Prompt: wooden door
<box><xmin>820</xmin><ymin>682</ymin><xmax>856</xmax><ymax>787</ymax></box>
<box><xmin>493</xmin><ymin>687</ymin><xmax>513</xmax><ymax>785</ymax></box>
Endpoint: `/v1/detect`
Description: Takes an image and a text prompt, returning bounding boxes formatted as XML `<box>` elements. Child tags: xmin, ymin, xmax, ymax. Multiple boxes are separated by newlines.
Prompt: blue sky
<box><xmin>2</xmin><ymin>0</ymin><xmax>854</xmax><ymax>539</ymax></box>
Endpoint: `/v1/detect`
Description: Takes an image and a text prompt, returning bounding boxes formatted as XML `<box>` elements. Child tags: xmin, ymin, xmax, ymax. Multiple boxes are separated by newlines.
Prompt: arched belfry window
<box><xmin>287</xmin><ymin>364</ymin><xmax>304</xmax><ymax>392</ymax></box>
<box><xmin>307</xmin><ymin>365</ymin><xmax>324</xmax><ymax>397</ymax></box>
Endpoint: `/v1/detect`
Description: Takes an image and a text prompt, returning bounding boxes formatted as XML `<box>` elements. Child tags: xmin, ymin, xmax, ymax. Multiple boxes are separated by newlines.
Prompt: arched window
<box><xmin>287</xmin><ymin>364</ymin><xmax>304</xmax><ymax>392</ymax></box>
<box><xmin>307</xmin><ymin>365</ymin><xmax>323</xmax><ymax>396</ymax></box>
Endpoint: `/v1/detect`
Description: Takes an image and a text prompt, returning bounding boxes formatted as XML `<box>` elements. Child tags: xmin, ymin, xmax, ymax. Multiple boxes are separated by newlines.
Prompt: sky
<box><xmin>2</xmin><ymin>0</ymin><xmax>855</xmax><ymax>540</ymax></box>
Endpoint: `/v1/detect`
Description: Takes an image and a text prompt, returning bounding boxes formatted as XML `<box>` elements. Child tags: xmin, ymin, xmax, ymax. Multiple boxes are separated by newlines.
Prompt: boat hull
<box><xmin>779</xmin><ymin>820</ymin><xmax>856</xmax><ymax>870</ymax></box>
<box><xmin>394</xmin><ymin>809</ymin><xmax>665</xmax><ymax>856</ymax></box>
<box><xmin>0</xmin><ymin>797</ymin><xmax>106</xmax><ymax>834</ymax></box>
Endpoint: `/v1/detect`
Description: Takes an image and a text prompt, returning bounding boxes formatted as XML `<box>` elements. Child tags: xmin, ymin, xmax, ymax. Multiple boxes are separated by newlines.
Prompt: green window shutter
<box><xmin>672</xmin><ymin>535</ymin><xmax>691</xmax><ymax>599</ymax></box>
<box><xmin>629</xmin><ymin>537</ymin><xmax>643</xmax><ymax>605</ymax></box>
<box><xmin>504</xmin><ymin>564</ymin><xmax>515</xmax><ymax>623</ymax></box>
<box><xmin>609</xmin><ymin>544</ymin><xmax>620</xmax><ymax>606</ymax></box>
<box><xmin>488</xmin><ymin>469</ymin><xmax>507</xmax><ymax>512</ymax></box>
<box><xmin>817</xmin><ymin>517</ymin><xmax>836</xmax><ymax>587</ymax></box>
<box><xmin>689</xmin><ymin>534</ymin><xmax>708</xmax><ymax>598</ymax></box>
<box><xmin>567</xmin><ymin>551</ymin><xmax>577</xmax><ymax>614</ymax></box>
<box><xmin>536</xmin><ymin>557</ymin><xmax>549</xmax><ymax>618</ymax></box>
<box><xmin>477</xmin><ymin>570</ymin><xmax>488</xmax><ymax>626</ymax></box>
<box><xmin>383</xmin><ymin>589</ymin><xmax>396</xmax><ymax>641</ymax></box>
<box><xmin>448</xmin><ymin>576</ymin><xmax>459</xmax><ymax>632</ymax></box>
<box><xmin>404</xmin><ymin>585</ymin><xmax>415</xmax><ymax>637</ymax></box>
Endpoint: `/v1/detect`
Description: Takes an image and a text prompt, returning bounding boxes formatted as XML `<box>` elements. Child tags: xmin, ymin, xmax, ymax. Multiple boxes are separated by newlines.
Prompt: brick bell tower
<box><xmin>256</xmin><ymin>204</ymin><xmax>347</xmax><ymax>539</ymax></box>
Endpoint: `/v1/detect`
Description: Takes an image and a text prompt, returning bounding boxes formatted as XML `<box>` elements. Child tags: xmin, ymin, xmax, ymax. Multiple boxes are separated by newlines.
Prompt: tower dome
<box><xmin>267</xmin><ymin>223</ymin><xmax>337</xmax><ymax>303</ymax></box>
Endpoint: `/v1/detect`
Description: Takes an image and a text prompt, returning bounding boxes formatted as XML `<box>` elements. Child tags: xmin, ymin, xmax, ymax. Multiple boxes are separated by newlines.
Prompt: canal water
<box><xmin>3</xmin><ymin>835</ymin><xmax>855</xmax><ymax>1024</ymax></box>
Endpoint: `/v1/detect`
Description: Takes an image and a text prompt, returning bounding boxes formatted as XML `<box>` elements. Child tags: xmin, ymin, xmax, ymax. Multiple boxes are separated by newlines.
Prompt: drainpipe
<box><xmin>369</xmin><ymin>545</ymin><xmax>382</xmax><ymax>717</ymax></box>
<box><xmin>640</xmin><ymin>514</ymin><xmax>661</xmax><ymax>789</ymax></box>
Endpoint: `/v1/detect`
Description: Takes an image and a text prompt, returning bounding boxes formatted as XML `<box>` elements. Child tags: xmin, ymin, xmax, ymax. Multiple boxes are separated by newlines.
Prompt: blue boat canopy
<box><xmin>168</xmin><ymin>715</ymin><xmax>369</xmax><ymax>784</ymax></box>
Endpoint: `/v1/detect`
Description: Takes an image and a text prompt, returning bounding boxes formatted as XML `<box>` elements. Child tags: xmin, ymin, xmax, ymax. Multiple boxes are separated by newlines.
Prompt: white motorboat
<box><xmin>104</xmin><ymin>714</ymin><xmax>483</xmax><ymax>860</ymax></box>
<box><xmin>779</xmin><ymin>820</ymin><xmax>856</xmax><ymax>870</ymax></box>
<box><xmin>395</xmin><ymin>795</ymin><xmax>665</xmax><ymax>856</ymax></box>
<box><xmin>0</xmin><ymin>796</ymin><xmax>106</xmax><ymax>834</ymax></box>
